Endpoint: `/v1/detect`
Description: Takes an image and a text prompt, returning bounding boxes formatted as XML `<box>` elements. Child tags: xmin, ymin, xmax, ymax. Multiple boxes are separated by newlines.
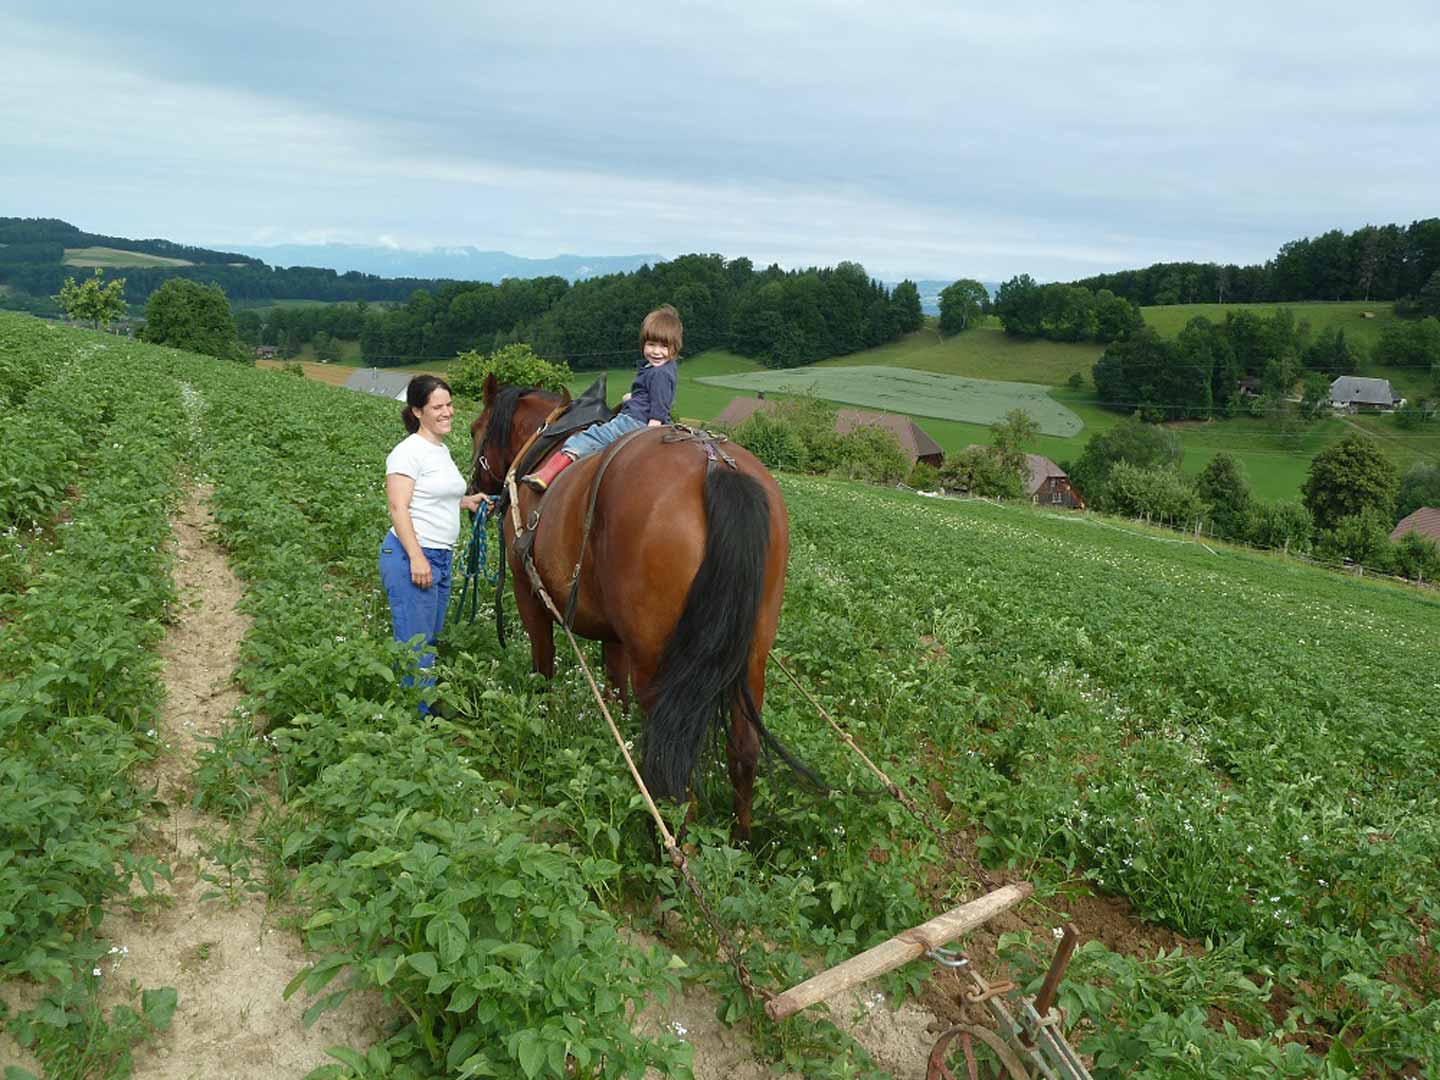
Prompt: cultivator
<box><xmin>766</xmin><ymin>886</ymin><xmax>1093</xmax><ymax>1079</ymax></box>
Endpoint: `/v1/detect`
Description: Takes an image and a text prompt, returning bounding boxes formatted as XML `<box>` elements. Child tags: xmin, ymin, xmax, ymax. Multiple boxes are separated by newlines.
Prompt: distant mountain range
<box><xmin>226</xmin><ymin>244</ymin><xmax>994</xmax><ymax>308</ymax></box>
<box><xmin>897</xmin><ymin>280</ymin><xmax>1001</xmax><ymax>316</ymax></box>
<box><xmin>224</xmin><ymin>243</ymin><xmax>665</xmax><ymax>283</ymax></box>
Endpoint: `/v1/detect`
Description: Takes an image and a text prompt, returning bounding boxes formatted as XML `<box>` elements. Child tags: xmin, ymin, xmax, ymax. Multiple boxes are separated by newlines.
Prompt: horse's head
<box><xmin>467</xmin><ymin>373</ymin><xmax>570</xmax><ymax>494</ymax></box>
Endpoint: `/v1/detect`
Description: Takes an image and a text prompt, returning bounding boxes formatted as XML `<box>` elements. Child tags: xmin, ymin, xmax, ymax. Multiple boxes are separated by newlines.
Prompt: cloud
<box><xmin>5</xmin><ymin>2</ymin><xmax>1438</xmax><ymax>280</ymax></box>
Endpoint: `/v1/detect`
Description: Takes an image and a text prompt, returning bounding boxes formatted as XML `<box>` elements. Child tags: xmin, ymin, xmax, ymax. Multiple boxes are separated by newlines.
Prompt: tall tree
<box><xmin>1194</xmin><ymin>452</ymin><xmax>1252</xmax><ymax>537</ymax></box>
<box><xmin>1067</xmin><ymin>417</ymin><xmax>1183</xmax><ymax>506</ymax></box>
<box><xmin>1301</xmin><ymin>433</ymin><xmax>1399</xmax><ymax>531</ymax></box>
<box><xmin>938</xmin><ymin>279</ymin><xmax>988</xmax><ymax>335</ymax></box>
<box><xmin>139</xmin><ymin>279</ymin><xmax>243</xmax><ymax>361</ymax></box>
<box><xmin>890</xmin><ymin>280</ymin><xmax>924</xmax><ymax>334</ymax></box>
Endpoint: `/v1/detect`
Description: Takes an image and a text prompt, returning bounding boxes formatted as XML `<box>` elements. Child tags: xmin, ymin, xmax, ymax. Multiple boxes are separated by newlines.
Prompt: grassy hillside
<box><xmin>279</xmin><ymin>306</ymin><xmax>1436</xmax><ymax>502</ymax></box>
<box><xmin>1142</xmin><ymin>299</ymin><xmax>1433</xmax><ymax>400</ymax></box>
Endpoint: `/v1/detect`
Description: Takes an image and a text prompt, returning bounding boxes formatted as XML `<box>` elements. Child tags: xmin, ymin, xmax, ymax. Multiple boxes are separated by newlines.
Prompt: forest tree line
<box><xmin>253</xmin><ymin>255</ymin><xmax>924</xmax><ymax>369</ymax></box>
<box><xmin>1090</xmin><ymin>309</ymin><xmax>1440</xmax><ymax>422</ymax></box>
<box><xmin>1068</xmin><ymin>218</ymin><xmax>1440</xmax><ymax>307</ymax></box>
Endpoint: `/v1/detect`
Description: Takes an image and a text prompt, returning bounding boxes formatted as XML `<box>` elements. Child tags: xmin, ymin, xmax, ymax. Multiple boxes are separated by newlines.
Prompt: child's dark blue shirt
<box><xmin>621</xmin><ymin>359</ymin><xmax>677</xmax><ymax>424</ymax></box>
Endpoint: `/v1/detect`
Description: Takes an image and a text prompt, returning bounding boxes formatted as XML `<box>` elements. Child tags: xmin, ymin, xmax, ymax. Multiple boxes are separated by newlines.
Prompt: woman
<box><xmin>380</xmin><ymin>375</ymin><xmax>487</xmax><ymax>711</ymax></box>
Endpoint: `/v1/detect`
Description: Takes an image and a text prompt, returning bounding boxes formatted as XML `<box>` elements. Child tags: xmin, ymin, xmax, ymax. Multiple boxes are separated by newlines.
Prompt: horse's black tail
<box><xmin>644</xmin><ymin>467</ymin><xmax>825</xmax><ymax>799</ymax></box>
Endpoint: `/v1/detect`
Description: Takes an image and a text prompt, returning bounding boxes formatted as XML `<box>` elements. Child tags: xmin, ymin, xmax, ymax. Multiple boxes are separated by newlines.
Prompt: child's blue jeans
<box><xmin>562</xmin><ymin>412</ymin><xmax>646</xmax><ymax>459</ymax></box>
<box><xmin>378</xmin><ymin>533</ymin><xmax>452</xmax><ymax>712</ymax></box>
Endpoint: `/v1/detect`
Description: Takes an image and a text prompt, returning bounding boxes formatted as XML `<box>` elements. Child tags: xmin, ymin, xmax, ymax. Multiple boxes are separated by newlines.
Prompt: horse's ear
<box><xmin>560</xmin><ymin>386</ymin><xmax>572</xmax><ymax>405</ymax></box>
<box><xmin>482</xmin><ymin>373</ymin><xmax>498</xmax><ymax>406</ymax></box>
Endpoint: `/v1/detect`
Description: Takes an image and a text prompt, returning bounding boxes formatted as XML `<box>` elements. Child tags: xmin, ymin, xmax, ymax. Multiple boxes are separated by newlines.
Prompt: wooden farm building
<box><xmin>1390</xmin><ymin>507</ymin><xmax>1440</xmax><ymax>545</ymax></box>
<box><xmin>714</xmin><ymin>397</ymin><xmax>944</xmax><ymax>467</ymax></box>
<box><xmin>1024</xmin><ymin>454</ymin><xmax>1086</xmax><ymax>509</ymax></box>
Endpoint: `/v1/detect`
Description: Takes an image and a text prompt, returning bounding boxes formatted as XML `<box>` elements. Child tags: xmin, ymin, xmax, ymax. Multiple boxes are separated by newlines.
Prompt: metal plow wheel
<box><xmin>764</xmin><ymin>883</ymin><xmax>1093</xmax><ymax>1080</ymax></box>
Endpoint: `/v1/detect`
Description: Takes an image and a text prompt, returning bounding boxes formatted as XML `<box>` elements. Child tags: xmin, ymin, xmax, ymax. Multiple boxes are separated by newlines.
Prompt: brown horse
<box><xmin>467</xmin><ymin>375</ymin><xmax>817</xmax><ymax>840</ymax></box>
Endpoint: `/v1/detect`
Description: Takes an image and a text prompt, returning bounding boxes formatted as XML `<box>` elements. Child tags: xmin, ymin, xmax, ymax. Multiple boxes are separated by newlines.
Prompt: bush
<box><xmin>732</xmin><ymin>411</ymin><xmax>809</xmax><ymax>472</ymax></box>
<box><xmin>1392</xmin><ymin>531</ymin><xmax>1440</xmax><ymax>582</ymax></box>
<box><xmin>940</xmin><ymin>445</ymin><xmax>1023</xmax><ymax>498</ymax></box>
<box><xmin>835</xmin><ymin>424</ymin><xmax>909</xmax><ymax>484</ymax></box>
<box><xmin>1313</xmin><ymin>508</ymin><xmax>1396</xmax><ymax>570</ymax></box>
<box><xmin>1238</xmin><ymin>501</ymin><xmax>1313</xmax><ymax>553</ymax></box>
<box><xmin>279</xmin><ymin>361</ymin><xmax>306</xmax><ymax>378</ymax></box>
<box><xmin>1097</xmin><ymin>462</ymin><xmax>1206</xmax><ymax>527</ymax></box>
<box><xmin>449</xmin><ymin>343</ymin><xmax>572</xmax><ymax>399</ymax></box>
<box><xmin>906</xmin><ymin>460</ymin><xmax>939</xmax><ymax>489</ymax></box>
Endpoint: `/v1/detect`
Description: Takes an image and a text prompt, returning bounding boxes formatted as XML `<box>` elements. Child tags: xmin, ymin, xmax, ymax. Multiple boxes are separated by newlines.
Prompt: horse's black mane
<box><xmin>483</xmin><ymin>384</ymin><xmax>541</xmax><ymax>454</ymax></box>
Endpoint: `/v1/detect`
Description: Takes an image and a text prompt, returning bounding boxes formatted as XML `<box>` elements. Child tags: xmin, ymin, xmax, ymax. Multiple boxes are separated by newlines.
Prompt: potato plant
<box><xmin>4</xmin><ymin>313</ymin><xmax>1437</xmax><ymax>1077</ymax></box>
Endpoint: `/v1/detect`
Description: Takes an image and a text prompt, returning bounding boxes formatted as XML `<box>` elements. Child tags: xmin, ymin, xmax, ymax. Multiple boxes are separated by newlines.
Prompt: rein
<box><xmin>453</xmin><ymin>499</ymin><xmax>497</xmax><ymax>624</ymax></box>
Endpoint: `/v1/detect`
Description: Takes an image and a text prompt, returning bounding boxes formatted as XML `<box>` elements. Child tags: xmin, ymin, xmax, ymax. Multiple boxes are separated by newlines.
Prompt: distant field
<box><xmin>231</xmin><ymin>299</ymin><xmax>399</xmax><ymax>314</ymax></box>
<box><xmin>811</xmin><ymin>320</ymin><xmax>1101</xmax><ymax>386</ymax></box>
<box><xmin>63</xmin><ymin>246</ymin><xmax>194</xmax><ymax>268</ymax></box>
<box><xmin>255</xmin><ymin>359</ymin><xmax>355</xmax><ymax>387</ymax></box>
<box><xmin>698</xmin><ymin>365</ymin><xmax>1084</xmax><ymax>436</ymax></box>
<box><xmin>1141</xmin><ymin>299</ymin><xmax>1396</xmax><ymax>350</ymax></box>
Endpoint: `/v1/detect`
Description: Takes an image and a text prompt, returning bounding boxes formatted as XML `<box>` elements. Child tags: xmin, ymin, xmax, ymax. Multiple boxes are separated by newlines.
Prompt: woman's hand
<box><xmin>460</xmin><ymin>492</ymin><xmax>491</xmax><ymax>513</ymax></box>
<box><xmin>409</xmin><ymin>552</ymin><xmax>433</xmax><ymax>589</ymax></box>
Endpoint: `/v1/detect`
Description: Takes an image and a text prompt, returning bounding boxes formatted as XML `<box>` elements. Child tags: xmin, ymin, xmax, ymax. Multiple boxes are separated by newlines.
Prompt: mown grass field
<box><xmin>5</xmin><ymin>313</ymin><xmax>1438</xmax><ymax>1079</ymax></box>
<box><xmin>61</xmin><ymin>246</ymin><xmax>195</xmax><ymax>268</ymax></box>
<box><xmin>695</xmin><ymin>365</ymin><xmax>1085</xmax><ymax>436</ymax></box>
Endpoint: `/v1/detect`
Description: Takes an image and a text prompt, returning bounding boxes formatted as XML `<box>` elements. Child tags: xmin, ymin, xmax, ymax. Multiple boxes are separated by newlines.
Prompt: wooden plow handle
<box><xmin>765</xmin><ymin>882</ymin><xmax>1033</xmax><ymax>1021</ymax></box>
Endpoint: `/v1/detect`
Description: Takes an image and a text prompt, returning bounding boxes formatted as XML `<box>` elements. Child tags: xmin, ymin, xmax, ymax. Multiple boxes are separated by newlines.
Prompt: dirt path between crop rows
<box><xmin>94</xmin><ymin>485</ymin><xmax>385</xmax><ymax>1079</ymax></box>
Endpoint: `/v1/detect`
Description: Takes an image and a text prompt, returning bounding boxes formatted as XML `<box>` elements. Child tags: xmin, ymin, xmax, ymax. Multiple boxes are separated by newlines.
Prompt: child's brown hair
<box><xmin>640</xmin><ymin>304</ymin><xmax>683</xmax><ymax>357</ymax></box>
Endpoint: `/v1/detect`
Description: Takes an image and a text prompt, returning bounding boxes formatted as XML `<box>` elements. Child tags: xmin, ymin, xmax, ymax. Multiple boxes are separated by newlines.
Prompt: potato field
<box><xmin>1</xmin><ymin>313</ymin><xmax>1437</xmax><ymax>1078</ymax></box>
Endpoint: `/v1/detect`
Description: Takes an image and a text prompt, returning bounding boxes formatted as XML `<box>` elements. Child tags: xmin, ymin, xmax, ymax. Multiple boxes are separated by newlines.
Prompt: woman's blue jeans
<box><xmin>379</xmin><ymin>534</ymin><xmax>452</xmax><ymax>713</ymax></box>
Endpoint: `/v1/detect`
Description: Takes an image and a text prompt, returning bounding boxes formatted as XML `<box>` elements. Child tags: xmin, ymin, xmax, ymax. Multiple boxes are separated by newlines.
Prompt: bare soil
<box><xmin>97</xmin><ymin>487</ymin><xmax>386</xmax><ymax>1079</ymax></box>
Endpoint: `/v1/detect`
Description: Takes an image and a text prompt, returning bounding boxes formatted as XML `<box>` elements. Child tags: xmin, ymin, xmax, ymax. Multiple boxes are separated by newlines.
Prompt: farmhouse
<box><xmin>1024</xmin><ymin>454</ymin><xmax>1086</xmax><ymax>509</ymax></box>
<box><xmin>961</xmin><ymin>445</ymin><xmax>1085</xmax><ymax>508</ymax></box>
<box><xmin>715</xmin><ymin>396</ymin><xmax>944</xmax><ymax>466</ymax></box>
<box><xmin>1328</xmin><ymin>376</ymin><xmax>1403</xmax><ymax>412</ymax></box>
<box><xmin>1390</xmin><ymin>507</ymin><xmax>1440</xmax><ymax>545</ymax></box>
<box><xmin>343</xmin><ymin>368</ymin><xmax>410</xmax><ymax>402</ymax></box>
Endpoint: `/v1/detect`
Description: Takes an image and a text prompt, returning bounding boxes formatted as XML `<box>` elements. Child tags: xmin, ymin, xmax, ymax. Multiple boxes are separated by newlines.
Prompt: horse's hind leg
<box><xmin>602</xmin><ymin>642</ymin><xmax>631</xmax><ymax>711</ymax></box>
<box><xmin>514</xmin><ymin>581</ymin><xmax>556</xmax><ymax>678</ymax></box>
<box><xmin>726</xmin><ymin>662</ymin><xmax>765</xmax><ymax>845</ymax></box>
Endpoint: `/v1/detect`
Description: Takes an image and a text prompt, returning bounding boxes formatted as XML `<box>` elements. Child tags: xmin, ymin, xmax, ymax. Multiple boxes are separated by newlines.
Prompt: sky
<box><xmin>4</xmin><ymin>1</ymin><xmax>1437</xmax><ymax>282</ymax></box>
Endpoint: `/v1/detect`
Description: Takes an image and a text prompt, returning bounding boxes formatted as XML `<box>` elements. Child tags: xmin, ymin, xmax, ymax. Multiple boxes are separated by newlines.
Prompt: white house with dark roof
<box><xmin>1328</xmin><ymin>376</ymin><xmax>1403</xmax><ymax>412</ymax></box>
<box><xmin>343</xmin><ymin>368</ymin><xmax>411</xmax><ymax>402</ymax></box>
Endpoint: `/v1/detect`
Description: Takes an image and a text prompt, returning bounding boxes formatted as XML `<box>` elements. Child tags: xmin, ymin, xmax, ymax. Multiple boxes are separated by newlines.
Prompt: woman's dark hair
<box><xmin>401</xmin><ymin>375</ymin><xmax>452</xmax><ymax>434</ymax></box>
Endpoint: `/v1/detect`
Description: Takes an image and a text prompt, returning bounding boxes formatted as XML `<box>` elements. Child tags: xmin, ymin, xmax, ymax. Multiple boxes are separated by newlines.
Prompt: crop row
<box><xmin>1</xmin><ymin>321</ymin><xmax>189</xmax><ymax>1072</ymax></box>
<box><xmin>766</xmin><ymin>479</ymin><xmax>1439</xmax><ymax>1074</ymax></box>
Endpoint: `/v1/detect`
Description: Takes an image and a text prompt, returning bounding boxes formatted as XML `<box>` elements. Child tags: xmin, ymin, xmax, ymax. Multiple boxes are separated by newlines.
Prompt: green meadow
<box><xmin>312</xmin><ymin>304</ymin><xmax>1435</xmax><ymax>503</ymax></box>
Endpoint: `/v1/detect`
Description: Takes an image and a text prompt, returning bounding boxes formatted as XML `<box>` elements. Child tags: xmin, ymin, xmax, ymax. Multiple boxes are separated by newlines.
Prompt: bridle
<box><xmin>469</xmin><ymin>416</ymin><xmax>507</xmax><ymax>494</ymax></box>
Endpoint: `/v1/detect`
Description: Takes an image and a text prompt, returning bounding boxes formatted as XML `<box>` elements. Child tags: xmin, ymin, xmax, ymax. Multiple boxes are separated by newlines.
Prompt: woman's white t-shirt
<box><xmin>385</xmin><ymin>433</ymin><xmax>466</xmax><ymax>549</ymax></box>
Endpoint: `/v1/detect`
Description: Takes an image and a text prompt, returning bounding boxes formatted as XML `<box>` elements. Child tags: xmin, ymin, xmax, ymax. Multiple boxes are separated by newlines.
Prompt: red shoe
<box><xmin>523</xmin><ymin>451</ymin><xmax>573</xmax><ymax>491</ymax></box>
